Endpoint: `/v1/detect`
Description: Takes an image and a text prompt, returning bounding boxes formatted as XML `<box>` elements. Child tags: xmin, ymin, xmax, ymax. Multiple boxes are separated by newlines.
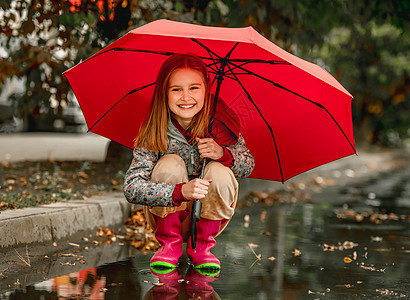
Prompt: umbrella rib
<box><xmin>230</xmin><ymin>61</ymin><xmax>356</xmax><ymax>154</ymax></box>
<box><xmin>315</xmin><ymin>106</ymin><xmax>357</xmax><ymax>154</ymax></box>
<box><xmin>190</xmin><ymin>38</ymin><xmax>222</xmax><ymax>79</ymax></box>
<box><xmin>98</xmin><ymin>47</ymin><xmax>175</xmax><ymax>58</ymax></box>
<box><xmin>88</xmin><ymin>82</ymin><xmax>155</xmax><ymax>132</ymax></box>
<box><xmin>225</xmin><ymin>63</ymin><xmax>285</xmax><ymax>183</ymax></box>
<box><xmin>228</xmin><ymin>58</ymin><xmax>291</xmax><ymax>65</ymax></box>
<box><xmin>190</xmin><ymin>38</ymin><xmax>222</xmax><ymax>60</ymax></box>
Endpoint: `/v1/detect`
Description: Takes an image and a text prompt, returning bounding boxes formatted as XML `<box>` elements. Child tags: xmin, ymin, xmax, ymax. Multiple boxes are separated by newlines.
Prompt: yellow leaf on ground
<box><xmin>292</xmin><ymin>249</ymin><xmax>301</xmax><ymax>256</ymax></box>
<box><xmin>344</xmin><ymin>257</ymin><xmax>353</xmax><ymax>263</ymax></box>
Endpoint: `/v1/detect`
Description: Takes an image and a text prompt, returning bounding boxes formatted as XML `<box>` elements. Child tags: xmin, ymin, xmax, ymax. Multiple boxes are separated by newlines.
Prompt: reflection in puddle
<box><xmin>2</xmin><ymin>166</ymin><xmax>409</xmax><ymax>299</ymax></box>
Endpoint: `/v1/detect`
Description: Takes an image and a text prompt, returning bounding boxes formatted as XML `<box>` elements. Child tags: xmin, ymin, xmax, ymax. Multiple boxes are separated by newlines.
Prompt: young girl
<box><xmin>123</xmin><ymin>53</ymin><xmax>254</xmax><ymax>270</ymax></box>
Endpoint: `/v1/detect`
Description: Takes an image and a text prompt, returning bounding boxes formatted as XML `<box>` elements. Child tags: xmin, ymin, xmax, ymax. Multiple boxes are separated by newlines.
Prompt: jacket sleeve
<box><xmin>225</xmin><ymin>133</ymin><xmax>255</xmax><ymax>179</ymax></box>
<box><xmin>123</xmin><ymin>147</ymin><xmax>176</xmax><ymax>207</ymax></box>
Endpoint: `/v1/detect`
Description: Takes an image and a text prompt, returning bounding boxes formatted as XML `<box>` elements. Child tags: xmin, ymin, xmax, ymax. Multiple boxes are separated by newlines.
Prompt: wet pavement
<box><xmin>1</xmin><ymin>154</ymin><xmax>409</xmax><ymax>299</ymax></box>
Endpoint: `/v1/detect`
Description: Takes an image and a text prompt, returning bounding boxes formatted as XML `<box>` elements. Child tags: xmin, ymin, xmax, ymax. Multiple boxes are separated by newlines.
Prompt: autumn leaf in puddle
<box><xmin>152</xmin><ymin>282</ymin><xmax>165</xmax><ymax>286</ymax></box>
<box><xmin>322</xmin><ymin>243</ymin><xmax>336</xmax><ymax>251</ymax></box>
<box><xmin>376</xmin><ymin>289</ymin><xmax>406</xmax><ymax>297</ymax></box>
<box><xmin>344</xmin><ymin>257</ymin><xmax>353</xmax><ymax>263</ymax></box>
<box><xmin>248</xmin><ymin>243</ymin><xmax>261</xmax><ymax>260</ymax></box>
<box><xmin>359</xmin><ymin>263</ymin><xmax>386</xmax><ymax>272</ymax></box>
<box><xmin>371</xmin><ymin>236</ymin><xmax>383</xmax><ymax>242</ymax></box>
<box><xmin>244</xmin><ymin>214</ymin><xmax>250</xmax><ymax>228</ymax></box>
<box><xmin>343</xmin><ymin>241</ymin><xmax>358</xmax><ymax>249</ymax></box>
<box><xmin>322</xmin><ymin>241</ymin><xmax>358</xmax><ymax>251</ymax></box>
<box><xmin>260</xmin><ymin>210</ymin><xmax>267</xmax><ymax>222</ymax></box>
<box><xmin>292</xmin><ymin>248</ymin><xmax>301</xmax><ymax>256</ymax></box>
<box><xmin>308</xmin><ymin>290</ymin><xmax>326</xmax><ymax>296</ymax></box>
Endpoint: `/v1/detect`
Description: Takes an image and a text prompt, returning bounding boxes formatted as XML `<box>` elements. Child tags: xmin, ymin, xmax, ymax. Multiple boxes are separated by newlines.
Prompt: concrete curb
<box><xmin>0</xmin><ymin>192</ymin><xmax>131</xmax><ymax>249</ymax></box>
<box><xmin>0</xmin><ymin>132</ymin><xmax>109</xmax><ymax>162</ymax></box>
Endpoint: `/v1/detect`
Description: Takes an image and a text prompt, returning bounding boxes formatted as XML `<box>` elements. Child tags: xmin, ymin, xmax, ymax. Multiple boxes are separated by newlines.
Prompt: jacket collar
<box><xmin>167</xmin><ymin>119</ymin><xmax>189</xmax><ymax>145</ymax></box>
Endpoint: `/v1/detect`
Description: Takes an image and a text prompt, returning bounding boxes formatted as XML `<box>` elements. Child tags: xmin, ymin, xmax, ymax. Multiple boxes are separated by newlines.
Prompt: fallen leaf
<box><xmin>0</xmin><ymin>202</ymin><xmax>10</xmax><ymax>209</ymax></box>
<box><xmin>360</xmin><ymin>264</ymin><xmax>385</xmax><ymax>272</ymax></box>
<box><xmin>260</xmin><ymin>210</ymin><xmax>267</xmax><ymax>222</ymax></box>
<box><xmin>322</xmin><ymin>243</ymin><xmax>335</xmax><ymax>251</ymax></box>
<box><xmin>374</xmin><ymin>248</ymin><xmax>392</xmax><ymax>252</ymax></box>
<box><xmin>292</xmin><ymin>249</ymin><xmax>301</xmax><ymax>256</ymax></box>
<box><xmin>76</xmin><ymin>258</ymin><xmax>86</xmax><ymax>264</ymax></box>
<box><xmin>78</xmin><ymin>171</ymin><xmax>88</xmax><ymax>179</ymax></box>
<box><xmin>59</xmin><ymin>253</ymin><xmax>77</xmax><ymax>257</ymax></box>
<box><xmin>343</xmin><ymin>241</ymin><xmax>358</xmax><ymax>249</ymax></box>
<box><xmin>371</xmin><ymin>236</ymin><xmax>383</xmax><ymax>242</ymax></box>
<box><xmin>153</xmin><ymin>282</ymin><xmax>164</xmax><ymax>286</ymax></box>
<box><xmin>308</xmin><ymin>290</ymin><xmax>325</xmax><ymax>296</ymax></box>
<box><xmin>111</xmin><ymin>179</ymin><xmax>121</xmax><ymax>186</ymax></box>
<box><xmin>344</xmin><ymin>257</ymin><xmax>353</xmax><ymax>263</ymax></box>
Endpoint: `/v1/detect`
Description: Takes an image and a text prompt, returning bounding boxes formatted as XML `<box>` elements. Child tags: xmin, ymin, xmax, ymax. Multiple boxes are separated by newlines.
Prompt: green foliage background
<box><xmin>0</xmin><ymin>0</ymin><xmax>409</xmax><ymax>146</ymax></box>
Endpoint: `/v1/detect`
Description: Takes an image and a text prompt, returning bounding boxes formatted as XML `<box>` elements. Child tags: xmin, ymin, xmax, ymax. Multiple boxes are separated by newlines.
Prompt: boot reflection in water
<box><xmin>144</xmin><ymin>267</ymin><xmax>220</xmax><ymax>300</ymax></box>
<box><xmin>185</xmin><ymin>268</ymin><xmax>220</xmax><ymax>300</ymax></box>
<box><xmin>144</xmin><ymin>267</ymin><xmax>181</xmax><ymax>300</ymax></box>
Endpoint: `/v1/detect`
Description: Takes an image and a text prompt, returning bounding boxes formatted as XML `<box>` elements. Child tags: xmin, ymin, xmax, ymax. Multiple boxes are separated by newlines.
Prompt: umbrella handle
<box><xmin>190</xmin><ymin>200</ymin><xmax>202</xmax><ymax>249</ymax></box>
<box><xmin>190</xmin><ymin>159</ymin><xmax>207</xmax><ymax>250</ymax></box>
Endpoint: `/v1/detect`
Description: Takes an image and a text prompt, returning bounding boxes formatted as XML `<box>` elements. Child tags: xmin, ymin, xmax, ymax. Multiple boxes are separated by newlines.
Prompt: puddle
<box><xmin>1</xmin><ymin>166</ymin><xmax>409</xmax><ymax>299</ymax></box>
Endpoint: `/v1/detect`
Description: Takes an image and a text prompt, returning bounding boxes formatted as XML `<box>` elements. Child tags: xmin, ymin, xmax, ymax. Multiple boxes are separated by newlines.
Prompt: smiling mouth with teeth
<box><xmin>179</xmin><ymin>104</ymin><xmax>195</xmax><ymax>108</ymax></box>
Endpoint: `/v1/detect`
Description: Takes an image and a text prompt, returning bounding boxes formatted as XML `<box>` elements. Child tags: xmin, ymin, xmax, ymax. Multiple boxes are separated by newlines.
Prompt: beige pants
<box><xmin>144</xmin><ymin>154</ymin><xmax>238</xmax><ymax>241</ymax></box>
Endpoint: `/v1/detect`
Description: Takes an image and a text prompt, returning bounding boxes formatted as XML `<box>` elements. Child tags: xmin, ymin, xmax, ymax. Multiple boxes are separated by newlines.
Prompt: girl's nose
<box><xmin>181</xmin><ymin>89</ymin><xmax>190</xmax><ymax>100</ymax></box>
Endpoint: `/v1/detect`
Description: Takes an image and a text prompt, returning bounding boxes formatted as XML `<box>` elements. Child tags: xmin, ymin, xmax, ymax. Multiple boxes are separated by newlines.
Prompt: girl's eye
<box><xmin>190</xmin><ymin>86</ymin><xmax>199</xmax><ymax>90</ymax></box>
<box><xmin>170</xmin><ymin>88</ymin><xmax>181</xmax><ymax>92</ymax></box>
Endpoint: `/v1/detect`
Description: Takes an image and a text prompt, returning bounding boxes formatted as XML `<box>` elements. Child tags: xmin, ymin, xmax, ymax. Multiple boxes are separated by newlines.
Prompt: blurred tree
<box><xmin>0</xmin><ymin>0</ymin><xmax>409</xmax><ymax>145</ymax></box>
<box><xmin>221</xmin><ymin>0</ymin><xmax>410</xmax><ymax>146</ymax></box>
<box><xmin>0</xmin><ymin>0</ymin><xmax>104</xmax><ymax>130</ymax></box>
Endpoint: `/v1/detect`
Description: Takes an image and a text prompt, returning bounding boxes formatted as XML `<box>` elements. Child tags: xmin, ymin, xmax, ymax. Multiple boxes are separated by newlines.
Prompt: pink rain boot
<box><xmin>150</xmin><ymin>210</ymin><xmax>187</xmax><ymax>268</ymax></box>
<box><xmin>187</xmin><ymin>218</ymin><xmax>221</xmax><ymax>270</ymax></box>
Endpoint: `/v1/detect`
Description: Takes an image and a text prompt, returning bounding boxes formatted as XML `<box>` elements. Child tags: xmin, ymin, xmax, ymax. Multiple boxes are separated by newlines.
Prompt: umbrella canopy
<box><xmin>63</xmin><ymin>19</ymin><xmax>356</xmax><ymax>182</ymax></box>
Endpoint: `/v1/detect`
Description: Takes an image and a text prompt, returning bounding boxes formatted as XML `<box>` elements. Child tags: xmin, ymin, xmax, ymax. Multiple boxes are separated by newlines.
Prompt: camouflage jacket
<box><xmin>123</xmin><ymin>120</ymin><xmax>254</xmax><ymax>207</ymax></box>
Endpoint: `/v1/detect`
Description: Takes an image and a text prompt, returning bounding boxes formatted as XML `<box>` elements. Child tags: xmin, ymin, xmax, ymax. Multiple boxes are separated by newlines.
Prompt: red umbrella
<box><xmin>63</xmin><ymin>19</ymin><xmax>356</xmax><ymax>182</ymax></box>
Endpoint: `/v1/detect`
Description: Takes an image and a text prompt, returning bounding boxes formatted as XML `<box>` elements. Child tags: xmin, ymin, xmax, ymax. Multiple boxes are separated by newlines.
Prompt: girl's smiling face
<box><xmin>167</xmin><ymin>68</ymin><xmax>206</xmax><ymax>130</ymax></box>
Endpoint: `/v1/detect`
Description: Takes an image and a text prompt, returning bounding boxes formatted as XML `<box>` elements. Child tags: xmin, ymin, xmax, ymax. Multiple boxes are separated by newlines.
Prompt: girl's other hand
<box><xmin>181</xmin><ymin>178</ymin><xmax>212</xmax><ymax>201</ymax></box>
<box><xmin>196</xmin><ymin>137</ymin><xmax>224</xmax><ymax>160</ymax></box>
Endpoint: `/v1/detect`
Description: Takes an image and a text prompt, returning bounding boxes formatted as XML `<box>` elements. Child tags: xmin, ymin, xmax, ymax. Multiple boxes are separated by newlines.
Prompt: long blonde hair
<box><xmin>134</xmin><ymin>54</ymin><xmax>212</xmax><ymax>152</ymax></box>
